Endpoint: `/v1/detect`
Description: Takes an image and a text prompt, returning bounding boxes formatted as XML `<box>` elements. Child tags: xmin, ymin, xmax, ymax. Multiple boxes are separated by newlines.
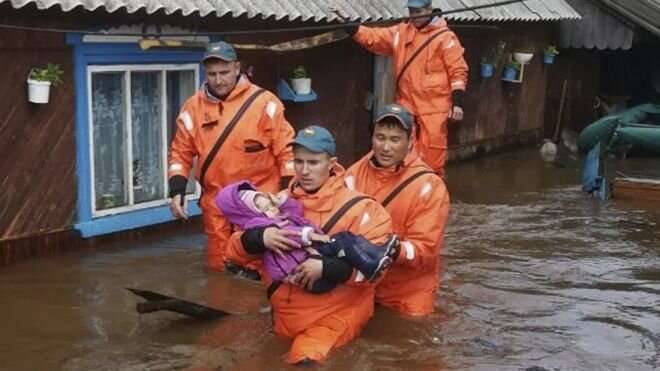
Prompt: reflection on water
<box><xmin>1</xmin><ymin>149</ymin><xmax>659</xmax><ymax>370</ymax></box>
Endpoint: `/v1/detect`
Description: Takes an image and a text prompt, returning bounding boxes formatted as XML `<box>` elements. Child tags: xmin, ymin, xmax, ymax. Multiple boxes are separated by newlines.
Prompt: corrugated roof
<box><xmin>598</xmin><ymin>0</ymin><xmax>660</xmax><ymax>37</ymax></box>
<box><xmin>560</xmin><ymin>0</ymin><xmax>635</xmax><ymax>50</ymax></box>
<box><xmin>0</xmin><ymin>0</ymin><xmax>581</xmax><ymax>22</ymax></box>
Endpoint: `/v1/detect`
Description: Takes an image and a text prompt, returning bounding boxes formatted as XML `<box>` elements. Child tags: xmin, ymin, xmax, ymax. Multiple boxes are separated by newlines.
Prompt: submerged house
<box><xmin>0</xmin><ymin>0</ymin><xmax>581</xmax><ymax>264</ymax></box>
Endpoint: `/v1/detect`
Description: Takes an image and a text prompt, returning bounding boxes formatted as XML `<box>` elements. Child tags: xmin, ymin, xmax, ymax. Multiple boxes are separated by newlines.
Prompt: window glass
<box><xmin>92</xmin><ymin>72</ymin><xmax>127</xmax><ymax>211</ymax></box>
<box><xmin>131</xmin><ymin>71</ymin><xmax>163</xmax><ymax>203</ymax></box>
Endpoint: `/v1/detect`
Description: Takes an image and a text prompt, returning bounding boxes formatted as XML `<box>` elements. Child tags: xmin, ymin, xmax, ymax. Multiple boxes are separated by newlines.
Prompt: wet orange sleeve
<box><xmin>440</xmin><ymin>33</ymin><xmax>469</xmax><ymax>92</ymax></box>
<box><xmin>265</xmin><ymin>100</ymin><xmax>295</xmax><ymax>177</ymax></box>
<box><xmin>224</xmin><ymin>231</ymin><xmax>262</xmax><ymax>268</ymax></box>
<box><xmin>353</xmin><ymin>25</ymin><xmax>398</xmax><ymax>56</ymax></box>
<box><xmin>168</xmin><ymin>103</ymin><xmax>198</xmax><ymax>179</ymax></box>
<box><xmin>398</xmin><ymin>177</ymin><xmax>450</xmax><ymax>271</ymax></box>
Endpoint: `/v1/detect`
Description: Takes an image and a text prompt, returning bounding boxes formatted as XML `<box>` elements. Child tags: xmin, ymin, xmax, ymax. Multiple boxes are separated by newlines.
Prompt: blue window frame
<box><xmin>67</xmin><ymin>34</ymin><xmax>205</xmax><ymax>238</ymax></box>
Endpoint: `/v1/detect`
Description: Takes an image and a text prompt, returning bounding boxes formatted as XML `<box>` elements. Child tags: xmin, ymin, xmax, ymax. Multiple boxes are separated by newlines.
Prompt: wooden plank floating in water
<box><xmin>613</xmin><ymin>177</ymin><xmax>660</xmax><ymax>202</ymax></box>
<box><xmin>126</xmin><ymin>288</ymin><xmax>232</xmax><ymax>320</ymax></box>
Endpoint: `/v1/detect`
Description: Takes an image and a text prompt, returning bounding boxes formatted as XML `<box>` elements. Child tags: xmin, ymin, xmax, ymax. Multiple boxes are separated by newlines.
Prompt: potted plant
<box><xmin>290</xmin><ymin>65</ymin><xmax>312</xmax><ymax>95</ymax></box>
<box><xmin>480</xmin><ymin>55</ymin><xmax>495</xmax><ymax>78</ymax></box>
<box><xmin>543</xmin><ymin>45</ymin><xmax>560</xmax><ymax>64</ymax></box>
<box><xmin>27</xmin><ymin>63</ymin><xmax>64</xmax><ymax>104</ymax></box>
<box><xmin>480</xmin><ymin>41</ymin><xmax>507</xmax><ymax>79</ymax></box>
<box><xmin>503</xmin><ymin>60</ymin><xmax>521</xmax><ymax>81</ymax></box>
<box><xmin>513</xmin><ymin>50</ymin><xmax>534</xmax><ymax>64</ymax></box>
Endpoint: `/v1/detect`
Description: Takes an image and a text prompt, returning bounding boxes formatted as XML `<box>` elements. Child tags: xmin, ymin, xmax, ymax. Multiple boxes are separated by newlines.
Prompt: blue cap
<box><xmin>202</xmin><ymin>41</ymin><xmax>238</xmax><ymax>63</ymax></box>
<box><xmin>290</xmin><ymin>125</ymin><xmax>336</xmax><ymax>156</ymax></box>
<box><xmin>374</xmin><ymin>104</ymin><xmax>415</xmax><ymax>133</ymax></box>
<box><xmin>407</xmin><ymin>0</ymin><xmax>432</xmax><ymax>8</ymax></box>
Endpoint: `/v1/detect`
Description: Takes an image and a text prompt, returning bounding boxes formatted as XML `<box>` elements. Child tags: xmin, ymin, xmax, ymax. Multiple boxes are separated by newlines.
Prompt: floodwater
<box><xmin>2</xmin><ymin>148</ymin><xmax>660</xmax><ymax>371</ymax></box>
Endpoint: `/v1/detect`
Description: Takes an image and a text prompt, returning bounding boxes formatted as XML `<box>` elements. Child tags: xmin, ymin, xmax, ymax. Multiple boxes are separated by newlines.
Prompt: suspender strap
<box><xmin>382</xmin><ymin>171</ymin><xmax>434</xmax><ymax>207</ymax></box>
<box><xmin>395</xmin><ymin>30</ymin><xmax>449</xmax><ymax>90</ymax></box>
<box><xmin>321</xmin><ymin>196</ymin><xmax>372</xmax><ymax>234</ymax></box>
<box><xmin>267</xmin><ymin>281</ymin><xmax>281</xmax><ymax>299</ymax></box>
<box><xmin>199</xmin><ymin>88</ymin><xmax>267</xmax><ymax>188</ymax></box>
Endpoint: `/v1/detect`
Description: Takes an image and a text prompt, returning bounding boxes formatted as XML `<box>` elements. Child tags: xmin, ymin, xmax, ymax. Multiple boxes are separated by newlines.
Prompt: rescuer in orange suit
<box><xmin>225</xmin><ymin>125</ymin><xmax>394</xmax><ymax>364</ymax></box>
<box><xmin>345</xmin><ymin>104</ymin><xmax>450</xmax><ymax>316</ymax></box>
<box><xmin>168</xmin><ymin>41</ymin><xmax>295</xmax><ymax>272</ymax></box>
<box><xmin>349</xmin><ymin>0</ymin><xmax>468</xmax><ymax>177</ymax></box>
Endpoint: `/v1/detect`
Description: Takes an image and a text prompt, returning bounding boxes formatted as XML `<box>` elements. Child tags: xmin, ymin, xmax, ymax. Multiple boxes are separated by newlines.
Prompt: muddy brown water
<box><xmin>1</xmin><ymin>149</ymin><xmax>659</xmax><ymax>371</ymax></box>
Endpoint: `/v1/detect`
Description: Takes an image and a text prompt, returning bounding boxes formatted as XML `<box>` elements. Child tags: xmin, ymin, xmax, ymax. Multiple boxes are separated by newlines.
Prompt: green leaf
<box><xmin>30</xmin><ymin>63</ymin><xmax>64</xmax><ymax>86</ymax></box>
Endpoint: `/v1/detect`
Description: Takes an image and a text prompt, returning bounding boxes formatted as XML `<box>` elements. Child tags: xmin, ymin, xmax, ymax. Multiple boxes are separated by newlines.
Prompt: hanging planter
<box><xmin>543</xmin><ymin>54</ymin><xmax>556</xmax><ymax>64</ymax></box>
<box><xmin>27</xmin><ymin>63</ymin><xmax>64</xmax><ymax>104</ymax></box>
<box><xmin>502</xmin><ymin>66</ymin><xmax>518</xmax><ymax>81</ymax></box>
<box><xmin>513</xmin><ymin>52</ymin><xmax>534</xmax><ymax>64</ymax></box>
<box><xmin>480</xmin><ymin>41</ymin><xmax>506</xmax><ymax>80</ymax></box>
<box><xmin>480</xmin><ymin>63</ymin><xmax>494</xmax><ymax>78</ymax></box>
<box><xmin>289</xmin><ymin>65</ymin><xmax>312</xmax><ymax>95</ymax></box>
<box><xmin>502</xmin><ymin>61</ymin><xmax>521</xmax><ymax>82</ymax></box>
<box><xmin>543</xmin><ymin>45</ymin><xmax>560</xmax><ymax>64</ymax></box>
<box><xmin>27</xmin><ymin>79</ymin><xmax>52</xmax><ymax>104</ymax></box>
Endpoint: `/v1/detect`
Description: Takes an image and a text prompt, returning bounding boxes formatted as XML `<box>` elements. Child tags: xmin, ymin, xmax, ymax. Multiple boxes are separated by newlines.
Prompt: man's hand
<box><xmin>291</xmin><ymin>258</ymin><xmax>323</xmax><ymax>291</ymax></box>
<box><xmin>170</xmin><ymin>194</ymin><xmax>188</xmax><ymax>220</ymax></box>
<box><xmin>263</xmin><ymin>227</ymin><xmax>301</xmax><ymax>257</ymax></box>
<box><xmin>329</xmin><ymin>6</ymin><xmax>359</xmax><ymax>35</ymax></box>
<box><xmin>449</xmin><ymin>106</ymin><xmax>464</xmax><ymax>121</ymax></box>
<box><xmin>329</xmin><ymin>7</ymin><xmax>348</xmax><ymax>22</ymax></box>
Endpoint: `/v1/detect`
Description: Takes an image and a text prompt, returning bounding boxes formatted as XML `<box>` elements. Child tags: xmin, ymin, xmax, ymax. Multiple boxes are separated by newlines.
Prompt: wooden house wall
<box><xmin>449</xmin><ymin>22</ymin><xmax>556</xmax><ymax>160</ymax></box>
<box><xmin>0</xmin><ymin>27</ymin><xmax>77</xmax><ymax>241</ymax></box>
<box><xmin>0</xmin><ymin>4</ymin><xmax>373</xmax><ymax>263</ymax></box>
<box><xmin>544</xmin><ymin>40</ymin><xmax>660</xmax><ymax>137</ymax></box>
<box><xmin>0</xmin><ymin>4</ymin><xmax>586</xmax><ymax>264</ymax></box>
<box><xmin>543</xmin><ymin>48</ymin><xmax>601</xmax><ymax>138</ymax></box>
<box><xmin>228</xmin><ymin>40</ymin><xmax>374</xmax><ymax>166</ymax></box>
<box><xmin>370</xmin><ymin>22</ymin><xmax>560</xmax><ymax>160</ymax></box>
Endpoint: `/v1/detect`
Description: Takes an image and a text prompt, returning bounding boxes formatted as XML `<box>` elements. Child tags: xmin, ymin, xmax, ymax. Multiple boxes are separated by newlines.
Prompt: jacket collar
<box><xmin>290</xmin><ymin>164</ymin><xmax>347</xmax><ymax>213</ymax></box>
<box><xmin>404</xmin><ymin>16</ymin><xmax>448</xmax><ymax>45</ymax></box>
<box><xmin>367</xmin><ymin>148</ymin><xmax>426</xmax><ymax>177</ymax></box>
<box><xmin>198</xmin><ymin>75</ymin><xmax>252</xmax><ymax>125</ymax></box>
<box><xmin>201</xmin><ymin>74</ymin><xmax>251</xmax><ymax>103</ymax></box>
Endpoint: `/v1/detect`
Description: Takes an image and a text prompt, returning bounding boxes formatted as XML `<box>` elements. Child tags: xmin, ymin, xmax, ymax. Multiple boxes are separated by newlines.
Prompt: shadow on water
<box><xmin>1</xmin><ymin>148</ymin><xmax>659</xmax><ymax>370</ymax></box>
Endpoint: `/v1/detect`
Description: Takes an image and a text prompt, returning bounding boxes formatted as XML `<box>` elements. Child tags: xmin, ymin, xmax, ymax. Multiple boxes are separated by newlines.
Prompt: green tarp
<box><xmin>578</xmin><ymin>104</ymin><xmax>660</xmax><ymax>154</ymax></box>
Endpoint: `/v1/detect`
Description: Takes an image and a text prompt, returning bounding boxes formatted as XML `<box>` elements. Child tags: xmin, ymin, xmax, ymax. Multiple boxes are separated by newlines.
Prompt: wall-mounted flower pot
<box><xmin>502</xmin><ymin>66</ymin><xmax>518</xmax><ymax>81</ymax></box>
<box><xmin>27</xmin><ymin>79</ymin><xmax>51</xmax><ymax>104</ymax></box>
<box><xmin>513</xmin><ymin>52</ymin><xmax>534</xmax><ymax>64</ymax></box>
<box><xmin>543</xmin><ymin>53</ymin><xmax>556</xmax><ymax>64</ymax></box>
<box><xmin>290</xmin><ymin>78</ymin><xmax>312</xmax><ymax>95</ymax></box>
<box><xmin>481</xmin><ymin>63</ymin><xmax>494</xmax><ymax>78</ymax></box>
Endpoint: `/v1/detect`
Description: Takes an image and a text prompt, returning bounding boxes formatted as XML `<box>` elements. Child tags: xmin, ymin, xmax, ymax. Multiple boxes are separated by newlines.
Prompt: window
<box><xmin>88</xmin><ymin>65</ymin><xmax>200</xmax><ymax>216</ymax></box>
<box><xmin>67</xmin><ymin>33</ymin><xmax>207</xmax><ymax>237</ymax></box>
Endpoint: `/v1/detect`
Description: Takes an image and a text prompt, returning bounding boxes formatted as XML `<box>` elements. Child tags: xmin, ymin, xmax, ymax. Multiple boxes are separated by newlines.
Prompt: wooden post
<box><xmin>553</xmin><ymin>80</ymin><xmax>569</xmax><ymax>143</ymax></box>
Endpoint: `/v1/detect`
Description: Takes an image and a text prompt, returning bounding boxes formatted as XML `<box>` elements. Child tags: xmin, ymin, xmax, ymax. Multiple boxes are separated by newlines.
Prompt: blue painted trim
<box><xmin>68</xmin><ymin>32</ymin><xmax>205</xmax><ymax>238</ymax></box>
<box><xmin>74</xmin><ymin>203</ymin><xmax>202</xmax><ymax>238</ymax></box>
<box><xmin>65</xmin><ymin>33</ymin><xmax>83</xmax><ymax>45</ymax></box>
<box><xmin>72</xmin><ymin>38</ymin><xmax>93</xmax><ymax>222</ymax></box>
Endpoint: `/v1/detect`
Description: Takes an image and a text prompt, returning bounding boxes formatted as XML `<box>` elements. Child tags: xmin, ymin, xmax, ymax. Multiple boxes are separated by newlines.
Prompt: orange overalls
<box><xmin>225</xmin><ymin>165</ymin><xmax>393</xmax><ymax>364</ymax></box>
<box><xmin>354</xmin><ymin>17</ymin><xmax>468</xmax><ymax>177</ymax></box>
<box><xmin>168</xmin><ymin>75</ymin><xmax>295</xmax><ymax>270</ymax></box>
<box><xmin>346</xmin><ymin>150</ymin><xmax>450</xmax><ymax>316</ymax></box>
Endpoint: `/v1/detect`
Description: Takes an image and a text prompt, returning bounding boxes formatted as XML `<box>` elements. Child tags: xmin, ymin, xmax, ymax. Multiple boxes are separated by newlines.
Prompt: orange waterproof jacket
<box><xmin>345</xmin><ymin>151</ymin><xmax>450</xmax><ymax>316</ymax></box>
<box><xmin>354</xmin><ymin>17</ymin><xmax>468</xmax><ymax>115</ymax></box>
<box><xmin>168</xmin><ymin>75</ymin><xmax>295</xmax><ymax>206</ymax></box>
<box><xmin>225</xmin><ymin>165</ymin><xmax>393</xmax><ymax>363</ymax></box>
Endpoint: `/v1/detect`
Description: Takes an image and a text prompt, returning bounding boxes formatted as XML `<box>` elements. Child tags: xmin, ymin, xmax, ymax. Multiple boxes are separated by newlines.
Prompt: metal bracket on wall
<box><xmin>276</xmin><ymin>79</ymin><xmax>318</xmax><ymax>103</ymax></box>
